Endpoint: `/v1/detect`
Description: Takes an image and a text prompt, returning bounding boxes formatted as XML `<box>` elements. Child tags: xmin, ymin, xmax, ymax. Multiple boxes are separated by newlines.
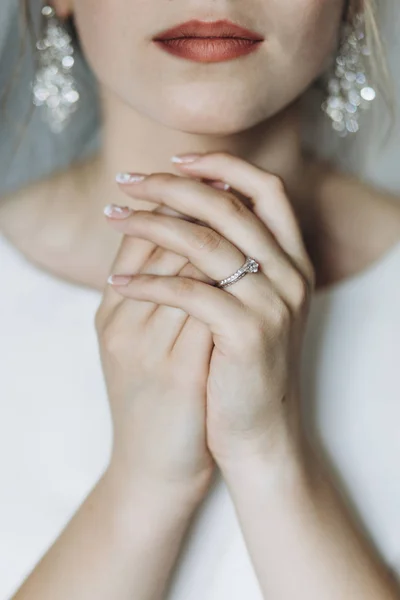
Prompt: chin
<box><xmin>141</xmin><ymin>87</ymin><xmax>271</xmax><ymax>136</ymax></box>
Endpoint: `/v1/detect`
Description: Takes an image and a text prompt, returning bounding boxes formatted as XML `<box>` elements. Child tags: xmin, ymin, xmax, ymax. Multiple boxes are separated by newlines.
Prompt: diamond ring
<box><xmin>216</xmin><ymin>257</ymin><xmax>260</xmax><ymax>289</ymax></box>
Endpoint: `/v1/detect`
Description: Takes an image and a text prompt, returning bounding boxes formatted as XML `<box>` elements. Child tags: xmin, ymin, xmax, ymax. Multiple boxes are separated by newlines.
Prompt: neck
<box><xmin>82</xmin><ymin>89</ymin><xmax>311</xmax><ymax>229</ymax></box>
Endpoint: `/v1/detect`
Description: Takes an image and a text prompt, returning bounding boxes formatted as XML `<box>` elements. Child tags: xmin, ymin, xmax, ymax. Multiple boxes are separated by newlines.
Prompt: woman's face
<box><xmin>56</xmin><ymin>0</ymin><xmax>345</xmax><ymax>134</ymax></box>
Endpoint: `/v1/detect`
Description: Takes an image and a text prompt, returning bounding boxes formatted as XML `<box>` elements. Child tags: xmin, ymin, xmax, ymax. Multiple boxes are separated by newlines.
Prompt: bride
<box><xmin>0</xmin><ymin>1</ymin><xmax>399</xmax><ymax>599</ymax></box>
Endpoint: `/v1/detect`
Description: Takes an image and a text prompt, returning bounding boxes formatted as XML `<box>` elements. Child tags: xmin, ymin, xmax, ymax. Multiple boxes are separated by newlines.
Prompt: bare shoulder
<box><xmin>0</xmin><ymin>174</ymin><xmax>51</xmax><ymax>225</ymax></box>
<box><xmin>359</xmin><ymin>183</ymin><xmax>400</xmax><ymax>248</ymax></box>
<box><xmin>0</xmin><ymin>159</ymin><xmax>91</xmax><ymax>253</ymax></box>
<box><xmin>348</xmin><ymin>172</ymin><xmax>400</xmax><ymax>248</ymax></box>
<box><xmin>304</xmin><ymin>160</ymin><xmax>400</xmax><ymax>287</ymax></box>
<box><xmin>0</xmin><ymin>154</ymin><xmax>116</xmax><ymax>290</ymax></box>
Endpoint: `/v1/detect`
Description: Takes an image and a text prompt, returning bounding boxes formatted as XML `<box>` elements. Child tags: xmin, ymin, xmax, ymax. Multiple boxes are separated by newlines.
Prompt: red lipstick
<box><xmin>152</xmin><ymin>19</ymin><xmax>264</xmax><ymax>63</ymax></box>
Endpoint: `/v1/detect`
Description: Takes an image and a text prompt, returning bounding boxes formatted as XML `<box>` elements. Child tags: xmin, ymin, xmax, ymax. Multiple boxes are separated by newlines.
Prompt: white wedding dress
<box><xmin>0</xmin><ymin>230</ymin><xmax>399</xmax><ymax>599</ymax></box>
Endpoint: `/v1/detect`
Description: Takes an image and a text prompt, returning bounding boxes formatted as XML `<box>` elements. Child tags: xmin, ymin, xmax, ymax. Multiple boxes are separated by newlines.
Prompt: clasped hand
<box><xmin>96</xmin><ymin>151</ymin><xmax>315</xmax><ymax>500</ymax></box>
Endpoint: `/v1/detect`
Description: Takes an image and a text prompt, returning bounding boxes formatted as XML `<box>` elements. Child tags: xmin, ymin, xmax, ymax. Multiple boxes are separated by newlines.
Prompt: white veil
<box><xmin>0</xmin><ymin>0</ymin><xmax>101</xmax><ymax>196</ymax></box>
<box><xmin>0</xmin><ymin>0</ymin><xmax>399</xmax><ymax>197</ymax></box>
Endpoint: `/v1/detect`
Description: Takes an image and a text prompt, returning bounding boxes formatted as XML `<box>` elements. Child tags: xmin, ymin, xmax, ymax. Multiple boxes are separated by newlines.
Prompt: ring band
<box><xmin>216</xmin><ymin>257</ymin><xmax>260</xmax><ymax>289</ymax></box>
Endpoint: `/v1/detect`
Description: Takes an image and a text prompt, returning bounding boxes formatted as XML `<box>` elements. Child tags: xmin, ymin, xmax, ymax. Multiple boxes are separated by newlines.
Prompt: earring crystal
<box><xmin>31</xmin><ymin>5</ymin><xmax>80</xmax><ymax>133</ymax></box>
<box><xmin>322</xmin><ymin>11</ymin><xmax>376</xmax><ymax>137</ymax></box>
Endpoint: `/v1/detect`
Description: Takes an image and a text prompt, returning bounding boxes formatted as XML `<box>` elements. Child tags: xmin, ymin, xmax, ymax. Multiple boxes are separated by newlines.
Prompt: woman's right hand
<box><xmin>95</xmin><ymin>202</ymin><xmax>215</xmax><ymax>500</ymax></box>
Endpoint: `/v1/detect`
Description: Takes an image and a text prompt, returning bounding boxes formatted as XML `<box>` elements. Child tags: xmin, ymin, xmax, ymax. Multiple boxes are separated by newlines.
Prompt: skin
<box><xmin>1</xmin><ymin>0</ymin><xmax>400</xmax><ymax>598</ymax></box>
<box><xmin>64</xmin><ymin>0</ymin><xmax>341</xmax><ymax>134</ymax></box>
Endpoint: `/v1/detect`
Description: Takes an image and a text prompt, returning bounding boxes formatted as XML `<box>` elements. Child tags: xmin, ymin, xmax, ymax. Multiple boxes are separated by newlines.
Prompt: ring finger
<box><xmin>106</xmin><ymin>211</ymin><xmax>277</xmax><ymax>310</ymax></box>
<box><xmin>113</xmin><ymin>173</ymin><xmax>305</xmax><ymax>306</ymax></box>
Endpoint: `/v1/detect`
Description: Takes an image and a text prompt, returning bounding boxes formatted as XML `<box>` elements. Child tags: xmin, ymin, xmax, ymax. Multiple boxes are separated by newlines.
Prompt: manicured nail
<box><xmin>210</xmin><ymin>181</ymin><xmax>231</xmax><ymax>191</ymax></box>
<box><xmin>107</xmin><ymin>274</ymin><xmax>132</xmax><ymax>286</ymax></box>
<box><xmin>103</xmin><ymin>204</ymin><xmax>133</xmax><ymax>218</ymax></box>
<box><xmin>115</xmin><ymin>172</ymin><xmax>146</xmax><ymax>184</ymax></box>
<box><xmin>171</xmin><ymin>154</ymin><xmax>202</xmax><ymax>164</ymax></box>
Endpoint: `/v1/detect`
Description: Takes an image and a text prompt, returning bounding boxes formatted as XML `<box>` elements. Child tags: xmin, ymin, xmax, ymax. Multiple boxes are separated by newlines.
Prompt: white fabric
<box><xmin>0</xmin><ymin>231</ymin><xmax>399</xmax><ymax>599</ymax></box>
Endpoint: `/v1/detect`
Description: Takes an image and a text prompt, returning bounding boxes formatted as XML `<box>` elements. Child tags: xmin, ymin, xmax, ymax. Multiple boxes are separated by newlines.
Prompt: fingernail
<box><xmin>115</xmin><ymin>172</ymin><xmax>146</xmax><ymax>184</ymax></box>
<box><xmin>103</xmin><ymin>204</ymin><xmax>133</xmax><ymax>218</ymax></box>
<box><xmin>107</xmin><ymin>274</ymin><xmax>132</xmax><ymax>286</ymax></box>
<box><xmin>171</xmin><ymin>154</ymin><xmax>202</xmax><ymax>164</ymax></box>
<box><xmin>210</xmin><ymin>181</ymin><xmax>231</xmax><ymax>191</ymax></box>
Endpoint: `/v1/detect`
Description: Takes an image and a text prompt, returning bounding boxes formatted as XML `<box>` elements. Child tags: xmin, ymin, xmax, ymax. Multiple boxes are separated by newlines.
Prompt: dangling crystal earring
<box><xmin>31</xmin><ymin>5</ymin><xmax>80</xmax><ymax>134</ymax></box>
<box><xmin>321</xmin><ymin>11</ymin><xmax>376</xmax><ymax>137</ymax></box>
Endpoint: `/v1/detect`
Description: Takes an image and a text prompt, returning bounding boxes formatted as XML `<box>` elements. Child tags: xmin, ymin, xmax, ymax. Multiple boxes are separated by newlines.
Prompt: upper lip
<box><xmin>153</xmin><ymin>19</ymin><xmax>264</xmax><ymax>41</ymax></box>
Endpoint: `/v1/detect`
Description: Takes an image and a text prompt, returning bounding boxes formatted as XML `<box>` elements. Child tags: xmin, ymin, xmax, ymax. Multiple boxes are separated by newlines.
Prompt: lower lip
<box><xmin>153</xmin><ymin>37</ymin><xmax>262</xmax><ymax>63</ymax></box>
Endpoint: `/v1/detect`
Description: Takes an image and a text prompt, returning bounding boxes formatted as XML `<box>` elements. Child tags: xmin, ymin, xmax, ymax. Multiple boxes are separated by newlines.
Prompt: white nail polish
<box><xmin>104</xmin><ymin>204</ymin><xmax>115</xmax><ymax>216</ymax></box>
<box><xmin>103</xmin><ymin>204</ymin><xmax>133</xmax><ymax>218</ymax></box>
<box><xmin>171</xmin><ymin>155</ymin><xmax>201</xmax><ymax>164</ymax></box>
<box><xmin>115</xmin><ymin>172</ymin><xmax>146</xmax><ymax>184</ymax></box>
<box><xmin>107</xmin><ymin>274</ymin><xmax>132</xmax><ymax>285</ymax></box>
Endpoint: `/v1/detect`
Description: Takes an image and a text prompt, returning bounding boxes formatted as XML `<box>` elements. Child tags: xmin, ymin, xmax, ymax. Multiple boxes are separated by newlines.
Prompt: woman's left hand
<box><xmin>107</xmin><ymin>151</ymin><xmax>316</xmax><ymax>469</ymax></box>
